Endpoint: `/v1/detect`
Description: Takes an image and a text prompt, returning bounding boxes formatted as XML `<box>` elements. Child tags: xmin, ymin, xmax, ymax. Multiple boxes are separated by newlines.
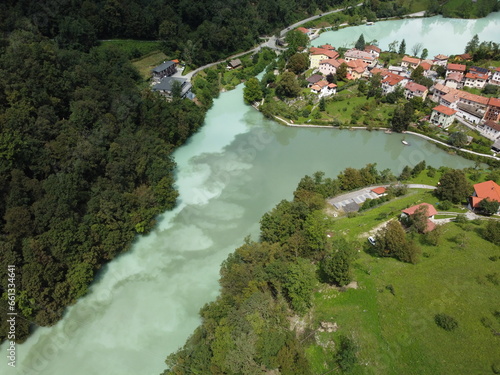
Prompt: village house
<box><xmin>455</xmin><ymin>53</ymin><xmax>472</xmax><ymax>61</ymax></box>
<box><xmin>345</xmin><ymin>59</ymin><xmax>369</xmax><ymax>79</ymax></box>
<box><xmin>309</xmin><ymin>47</ymin><xmax>339</xmax><ymax>69</ymax></box>
<box><xmin>433</xmin><ymin>54</ymin><xmax>449</xmax><ymax>67</ymax></box>
<box><xmin>401</xmin><ymin>203</ymin><xmax>438</xmax><ymax>233</ymax></box>
<box><xmin>310</xmin><ymin>80</ymin><xmax>337</xmax><ymax>96</ymax></box>
<box><xmin>228</xmin><ymin>59</ymin><xmax>242</xmax><ymax>69</ymax></box>
<box><xmin>370</xmin><ymin>67</ymin><xmax>389</xmax><ymax>78</ymax></box>
<box><xmin>446</xmin><ymin>63</ymin><xmax>466</xmax><ymax>77</ymax></box>
<box><xmin>381</xmin><ymin>73</ymin><xmax>408</xmax><ymax>94</ymax></box>
<box><xmin>419</xmin><ymin>61</ymin><xmax>432</xmax><ymax>77</ymax></box>
<box><xmin>439</xmin><ymin>91</ymin><xmax>460</xmax><ymax>109</ymax></box>
<box><xmin>457</xmin><ymin>91</ymin><xmax>489</xmax><ymax>112</ymax></box>
<box><xmin>444</xmin><ymin>72</ymin><xmax>463</xmax><ymax>89</ymax></box>
<box><xmin>152</xmin><ymin>61</ymin><xmax>177</xmax><ymax>80</ymax></box>
<box><xmin>431</xmin><ymin>83</ymin><xmax>452</xmax><ymax>102</ymax></box>
<box><xmin>456</xmin><ymin>102</ymin><xmax>484</xmax><ymax>124</ymax></box>
<box><xmin>306</xmin><ymin>74</ymin><xmax>323</xmax><ymax>87</ymax></box>
<box><xmin>483</xmin><ymin>97</ymin><xmax>500</xmax><ymax>122</ymax></box>
<box><xmin>318</xmin><ymin>58</ymin><xmax>343</xmax><ymax>75</ymax></box>
<box><xmin>404</xmin><ymin>82</ymin><xmax>428</xmax><ymax>100</ymax></box>
<box><xmin>297</xmin><ymin>27</ymin><xmax>311</xmax><ymax>35</ymax></box>
<box><xmin>430</xmin><ymin>105</ymin><xmax>457</xmax><ymax>128</ymax></box>
<box><xmin>152</xmin><ymin>77</ymin><xmax>193</xmax><ymax>99</ymax></box>
<box><xmin>371</xmin><ymin>187</ymin><xmax>387</xmax><ymax>196</ymax></box>
<box><xmin>344</xmin><ymin>49</ymin><xmax>378</xmax><ymax>67</ymax></box>
<box><xmin>469</xmin><ymin>180</ymin><xmax>500</xmax><ymax>214</ymax></box>
<box><xmin>464</xmin><ymin>71</ymin><xmax>489</xmax><ymax>89</ymax></box>
<box><xmin>401</xmin><ymin>56</ymin><xmax>420</xmax><ymax>70</ymax></box>
<box><xmin>490</xmin><ymin>67</ymin><xmax>500</xmax><ymax>86</ymax></box>
<box><xmin>388</xmin><ymin>65</ymin><xmax>406</xmax><ymax>76</ymax></box>
<box><xmin>364</xmin><ymin>44</ymin><xmax>381</xmax><ymax>57</ymax></box>
<box><xmin>480</xmin><ymin>120</ymin><xmax>500</xmax><ymax>141</ymax></box>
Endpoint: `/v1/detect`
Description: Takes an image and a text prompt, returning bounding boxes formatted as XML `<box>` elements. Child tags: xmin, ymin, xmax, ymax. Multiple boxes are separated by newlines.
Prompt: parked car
<box><xmin>368</xmin><ymin>236</ymin><xmax>376</xmax><ymax>246</ymax></box>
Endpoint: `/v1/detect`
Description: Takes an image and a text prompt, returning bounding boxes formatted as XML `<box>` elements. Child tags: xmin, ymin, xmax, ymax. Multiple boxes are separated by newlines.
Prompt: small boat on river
<box><xmin>402</xmin><ymin>140</ymin><xmax>409</xmax><ymax>145</ymax></box>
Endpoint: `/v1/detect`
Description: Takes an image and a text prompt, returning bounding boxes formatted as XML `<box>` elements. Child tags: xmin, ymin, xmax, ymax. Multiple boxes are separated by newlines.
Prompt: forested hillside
<box><xmin>0</xmin><ymin>26</ymin><xmax>205</xmax><ymax>342</ymax></box>
<box><xmin>0</xmin><ymin>0</ymin><xmax>347</xmax><ymax>64</ymax></box>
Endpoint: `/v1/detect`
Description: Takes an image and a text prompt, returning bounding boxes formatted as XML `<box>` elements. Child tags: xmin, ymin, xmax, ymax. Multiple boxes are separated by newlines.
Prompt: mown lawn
<box><xmin>99</xmin><ymin>39</ymin><xmax>162</xmax><ymax>57</ymax></box>
<box><xmin>131</xmin><ymin>51</ymin><xmax>168</xmax><ymax>80</ymax></box>
<box><xmin>331</xmin><ymin>189</ymin><xmax>439</xmax><ymax>238</ymax></box>
<box><xmin>307</xmin><ymin>220</ymin><xmax>500</xmax><ymax>375</ymax></box>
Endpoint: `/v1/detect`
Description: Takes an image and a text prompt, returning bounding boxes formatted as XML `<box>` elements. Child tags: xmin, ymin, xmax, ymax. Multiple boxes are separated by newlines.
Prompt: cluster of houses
<box><xmin>302</xmin><ymin>35</ymin><xmax>500</xmax><ymax>151</ymax></box>
<box><xmin>150</xmin><ymin>60</ymin><xmax>194</xmax><ymax>100</ymax></box>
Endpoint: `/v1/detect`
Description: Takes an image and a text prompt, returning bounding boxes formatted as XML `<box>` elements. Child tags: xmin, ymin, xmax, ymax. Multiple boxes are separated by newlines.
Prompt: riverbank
<box><xmin>272</xmin><ymin>115</ymin><xmax>500</xmax><ymax>161</ymax></box>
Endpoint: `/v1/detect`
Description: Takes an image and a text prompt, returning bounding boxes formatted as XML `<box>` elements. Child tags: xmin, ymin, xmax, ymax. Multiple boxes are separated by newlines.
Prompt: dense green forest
<box><xmin>0</xmin><ymin>0</ymin><xmax>348</xmax><ymax>65</ymax></box>
<box><xmin>0</xmin><ymin>24</ymin><xmax>206</xmax><ymax>342</ymax></box>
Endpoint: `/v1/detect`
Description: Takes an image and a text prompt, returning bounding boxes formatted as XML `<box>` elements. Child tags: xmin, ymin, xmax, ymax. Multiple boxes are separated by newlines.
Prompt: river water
<box><xmin>4</xmin><ymin>14</ymin><xmax>495</xmax><ymax>375</ymax></box>
<box><xmin>314</xmin><ymin>12</ymin><xmax>500</xmax><ymax>57</ymax></box>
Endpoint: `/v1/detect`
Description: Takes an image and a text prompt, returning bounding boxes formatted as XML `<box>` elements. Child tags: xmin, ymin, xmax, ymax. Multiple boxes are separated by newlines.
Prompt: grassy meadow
<box><xmin>305</xmin><ymin>174</ymin><xmax>500</xmax><ymax>374</ymax></box>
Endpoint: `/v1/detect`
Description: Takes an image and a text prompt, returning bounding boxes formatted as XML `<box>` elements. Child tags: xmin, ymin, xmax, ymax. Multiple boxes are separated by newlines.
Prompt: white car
<box><xmin>368</xmin><ymin>236</ymin><xmax>376</xmax><ymax>246</ymax></box>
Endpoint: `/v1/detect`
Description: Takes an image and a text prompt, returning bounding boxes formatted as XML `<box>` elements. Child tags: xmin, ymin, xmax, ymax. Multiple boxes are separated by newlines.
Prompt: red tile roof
<box><xmin>297</xmin><ymin>27</ymin><xmax>309</xmax><ymax>34</ymax></box>
<box><xmin>420</xmin><ymin>62</ymin><xmax>431</xmax><ymax>71</ymax></box>
<box><xmin>446</xmin><ymin>72</ymin><xmax>463</xmax><ymax>82</ymax></box>
<box><xmin>488</xmin><ymin>97</ymin><xmax>500</xmax><ymax>107</ymax></box>
<box><xmin>311</xmin><ymin>47</ymin><xmax>339</xmax><ymax>59</ymax></box>
<box><xmin>472</xmin><ymin>180</ymin><xmax>500</xmax><ymax>207</ymax></box>
<box><xmin>402</xmin><ymin>56</ymin><xmax>420</xmax><ymax>65</ymax></box>
<box><xmin>434</xmin><ymin>54</ymin><xmax>448</xmax><ymax>60</ymax></box>
<box><xmin>320</xmin><ymin>58</ymin><xmax>343</xmax><ymax>68</ymax></box>
<box><xmin>320</xmin><ymin>44</ymin><xmax>335</xmax><ymax>50</ymax></box>
<box><xmin>433</xmin><ymin>105</ymin><xmax>456</xmax><ymax>116</ymax></box>
<box><xmin>484</xmin><ymin>120</ymin><xmax>500</xmax><ymax>132</ymax></box>
<box><xmin>402</xmin><ymin>203</ymin><xmax>438</xmax><ymax>217</ymax></box>
<box><xmin>365</xmin><ymin>45</ymin><xmax>381</xmax><ymax>53</ymax></box>
<box><xmin>405</xmin><ymin>82</ymin><xmax>427</xmax><ymax>93</ymax></box>
<box><xmin>382</xmin><ymin>73</ymin><xmax>405</xmax><ymax>86</ymax></box>
<box><xmin>370</xmin><ymin>67</ymin><xmax>389</xmax><ymax>77</ymax></box>
<box><xmin>371</xmin><ymin>187</ymin><xmax>386</xmax><ymax>195</ymax></box>
<box><xmin>465</xmin><ymin>72</ymin><xmax>488</xmax><ymax>80</ymax></box>
<box><xmin>447</xmin><ymin>63</ymin><xmax>466</xmax><ymax>72</ymax></box>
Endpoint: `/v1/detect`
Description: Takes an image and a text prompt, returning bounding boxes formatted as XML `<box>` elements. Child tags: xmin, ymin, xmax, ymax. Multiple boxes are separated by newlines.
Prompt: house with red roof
<box><xmin>344</xmin><ymin>49</ymin><xmax>378</xmax><ymax>66</ymax></box>
<box><xmin>310</xmin><ymin>80</ymin><xmax>337</xmax><ymax>96</ymax></box>
<box><xmin>381</xmin><ymin>73</ymin><xmax>408</xmax><ymax>94</ymax></box>
<box><xmin>404</xmin><ymin>82</ymin><xmax>428</xmax><ymax>100</ymax></box>
<box><xmin>401</xmin><ymin>203</ymin><xmax>438</xmax><ymax>232</ymax></box>
<box><xmin>297</xmin><ymin>27</ymin><xmax>310</xmax><ymax>35</ymax></box>
<box><xmin>446</xmin><ymin>63</ymin><xmax>466</xmax><ymax>77</ymax></box>
<box><xmin>364</xmin><ymin>45</ymin><xmax>381</xmax><ymax>57</ymax></box>
<box><xmin>433</xmin><ymin>54</ymin><xmax>449</xmax><ymax>67</ymax></box>
<box><xmin>464</xmin><ymin>72</ymin><xmax>489</xmax><ymax>89</ymax></box>
<box><xmin>309</xmin><ymin>47</ymin><xmax>339</xmax><ymax>69</ymax></box>
<box><xmin>455</xmin><ymin>53</ymin><xmax>472</xmax><ymax>61</ymax></box>
<box><xmin>444</xmin><ymin>72</ymin><xmax>464</xmax><ymax>89</ymax></box>
<box><xmin>484</xmin><ymin>97</ymin><xmax>500</xmax><ymax>123</ymax></box>
<box><xmin>318</xmin><ymin>58</ymin><xmax>344</xmax><ymax>76</ymax></box>
<box><xmin>345</xmin><ymin>59</ymin><xmax>369</xmax><ymax>79</ymax></box>
<box><xmin>371</xmin><ymin>187</ymin><xmax>387</xmax><ymax>196</ymax></box>
<box><xmin>470</xmin><ymin>180</ymin><xmax>500</xmax><ymax>213</ymax></box>
<box><xmin>401</xmin><ymin>56</ymin><xmax>420</xmax><ymax>70</ymax></box>
<box><xmin>430</xmin><ymin>105</ymin><xmax>457</xmax><ymax>128</ymax></box>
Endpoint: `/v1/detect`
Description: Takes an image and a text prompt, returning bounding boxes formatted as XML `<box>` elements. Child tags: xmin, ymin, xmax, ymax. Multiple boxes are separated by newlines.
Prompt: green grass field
<box><xmin>131</xmin><ymin>51</ymin><xmax>168</xmax><ymax>80</ymax></box>
<box><xmin>98</xmin><ymin>39</ymin><xmax>162</xmax><ymax>58</ymax></box>
<box><xmin>308</xmin><ymin>219</ymin><xmax>500</xmax><ymax>375</ymax></box>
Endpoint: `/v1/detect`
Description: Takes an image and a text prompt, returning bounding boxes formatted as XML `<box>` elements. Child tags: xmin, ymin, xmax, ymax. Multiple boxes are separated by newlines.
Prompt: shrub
<box><xmin>435</xmin><ymin>313</ymin><xmax>458</xmax><ymax>331</ymax></box>
<box><xmin>438</xmin><ymin>200</ymin><xmax>452</xmax><ymax>210</ymax></box>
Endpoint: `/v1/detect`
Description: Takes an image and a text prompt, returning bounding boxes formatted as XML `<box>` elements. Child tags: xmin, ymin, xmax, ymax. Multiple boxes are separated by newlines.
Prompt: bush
<box><xmin>435</xmin><ymin>313</ymin><xmax>458</xmax><ymax>331</ymax></box>
<box><xmin>438</xmin><ymin>200</ymin><xmax>452</xmax><ymax>210</ymax></box>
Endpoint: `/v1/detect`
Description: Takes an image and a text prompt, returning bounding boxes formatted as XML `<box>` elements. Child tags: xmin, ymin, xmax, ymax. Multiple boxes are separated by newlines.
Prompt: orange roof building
<box><xmin>471</xmin><ymin>180</ymin><xmax>500</xmax><ymax>210</ymax></box>
<box><xmin>401</xmin><ymin>203</ymin><xmax>437</xmax><ymax>232</ymax></box>
<box><xmin>371</xmin><ymin>187</ymin><xmax>387</xmax><ymax>195</ymax></box>
<box><xmin>402</xmin><ymin>203</ymin><xmax>438</xmax><ymax>217</ymax></box>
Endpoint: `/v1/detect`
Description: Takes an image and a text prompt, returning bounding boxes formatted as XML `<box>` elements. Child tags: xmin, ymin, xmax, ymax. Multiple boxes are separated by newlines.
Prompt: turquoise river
<box><xmin>4</xmin><ymin>13</ymin><xmax>499</xmax><ymax>375</ymax></box>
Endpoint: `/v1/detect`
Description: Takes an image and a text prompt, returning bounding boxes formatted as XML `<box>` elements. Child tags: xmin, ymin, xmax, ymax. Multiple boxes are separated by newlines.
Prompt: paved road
<box><xmin>180</xmin><ymin>3</ymin><xmax>363</xmax><ymax>80</ymax></box>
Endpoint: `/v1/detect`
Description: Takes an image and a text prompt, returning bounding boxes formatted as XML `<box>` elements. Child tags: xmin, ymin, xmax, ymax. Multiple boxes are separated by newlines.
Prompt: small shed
<box><xmin>228</xmin><ymin>59</ymin><xmax>242</xmax><ymax>69</ymax></box>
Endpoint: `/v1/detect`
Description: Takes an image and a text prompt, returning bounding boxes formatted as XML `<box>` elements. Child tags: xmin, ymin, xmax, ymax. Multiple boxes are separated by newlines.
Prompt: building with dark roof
<box><xmin>152</xmin><ymin>61</ymin><xmax>177</xmax><ymax>79</ymax></box>
<box><xmin>152</xmin><ymin>77</ymin><xmax>193</xmax><ymax>99</ymax></box>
